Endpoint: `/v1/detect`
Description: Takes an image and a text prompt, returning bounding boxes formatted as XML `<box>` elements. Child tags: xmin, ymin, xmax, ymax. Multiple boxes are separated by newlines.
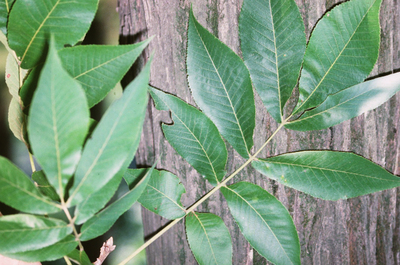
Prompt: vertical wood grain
<box><xmin>118</xmin><ymin>0</ymin><xmax>400</xmax><ymax>264</ymax></box>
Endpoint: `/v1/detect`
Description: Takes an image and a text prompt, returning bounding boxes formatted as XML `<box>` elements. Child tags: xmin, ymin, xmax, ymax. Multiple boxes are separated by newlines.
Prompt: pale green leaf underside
<box><xmin>186</xmin><ymin>212</ymin><xmax>232</xmax><ymax>265</ymax></box>
<box><xmin>149</xmin><ymin>86</ymin><xmax>227</xmax><ymax>186</ymax></box>
<box><xmin>58</xmin><ymin>40</ymin><xmax>150</xmax><ymax>107</ymax></box>
<box><xmin>68</xmin><ymin>59</ymin><xmax>151</xmax><ymax>206</ymax></box>
<box><xmin>0</xmin><ymin>156</ymin><xmax>59</xmax><ymax>214</ymax></box>
<box><xmin>240</xmin><ymin>0</ymin><xmax>306</xmax><ymax>123</ymax></box>
<box><xmin>7</xmin><ymin>0</ymin><xmax>99</xmax><ymax>68</ymax></box>
<box><xmin>4</xmin><ymin>235</ymin><xmax>77</xmax><ymax>262</ymax></box>
<box><xmin>294</xmin><ymin>0</ymin><xmax>381</xmax><ymax>114</ymax></box>
<box><xmin>6</xmin><ymin>53</ymin><xmax>28</xmax><ymax>99</ymax></box>
<box><xmin>0</xmin><ymin>214</ymin><xmax>72</xmax><ymax>254</ymax></box>
<box><xmin>28</xmin><ymin>38</ymin><xmax>89</xmax><ymax>198</ymax></box>
<box><xmin>8</xmin><ymin>98</ymin><xmax>28</xmax><ymax>144</ymax></box>
<box><xmin>252</xmin><ymin>151</ymin><xmax>400</xmax><ymax>200</ymax></box>
<box><xmin>187</xmin><ymin>9</ymin><xmax>255</xmax><ymax>158</ymax></box>
<box><xmin>221</xmin><ymin>182</ymin><xmax>300</xmax><ymax>265</ymax></box>
<box><xmin>137</xmin><ymin>169</ymin><xmax>186</xmax><ymax>220</ymax></box>
<box><xmin>79</xmin><ymin>168</ymin><xmax>151</xmax><ymax>241</ymax></box>
<box><xmin>286</xmin><ymin>73</ymin><xmax>400</xmax><ymax>131</ymax></box>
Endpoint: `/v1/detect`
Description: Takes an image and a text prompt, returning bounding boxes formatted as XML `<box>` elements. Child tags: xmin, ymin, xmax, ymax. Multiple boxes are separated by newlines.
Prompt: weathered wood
<box><xmin>118</xmin><ymin>0</ymin><xmax>400</xmax><ymax>264</ymax></box>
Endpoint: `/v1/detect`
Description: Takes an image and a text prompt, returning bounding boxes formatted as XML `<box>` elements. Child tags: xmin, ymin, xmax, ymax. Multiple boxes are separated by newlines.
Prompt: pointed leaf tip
<box><xmin>187</xmin><ymin>9</ymin><xmax>255</xmax><ymax>158</ymax></box>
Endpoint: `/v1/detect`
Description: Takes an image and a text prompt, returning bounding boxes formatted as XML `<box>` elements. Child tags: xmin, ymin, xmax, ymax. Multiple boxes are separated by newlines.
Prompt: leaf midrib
<box><xmin>146</xmin><ymin>183</ymin><xmax>186</xmax><ymax>212</ymax></box>
<box><xmin>266</xmin><ymin>160</ymin><xmax>399</xmax><ymax>182</ymax></box>
<box><xmin>21</xmin><ymin>0</ymin><xmax>61</xmax><ymax>64</ymax></box>
<box><xmin>193</xmin><ymin>213</ymin><xmax>219</xmax><ymax>265</ymax></box>
<box><xmin>193</xmin><ymin>18</ymin><xmax>249</xmax><ymax>156</ymax></box>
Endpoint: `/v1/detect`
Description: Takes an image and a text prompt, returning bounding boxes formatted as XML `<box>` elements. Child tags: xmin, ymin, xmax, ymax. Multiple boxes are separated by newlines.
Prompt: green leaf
<box><xmin>66</xmin><ymin>249</ymin><xmax>92</xmax><ymax>265</ymax></box>
<box><xmin>187</xmin><ymin>8</ymin><xmax>255</xmax><ymax>158</ymax></box>
<box><xmin>4</xmin><ymin>235</ymin><xmax>77</xmax><ymax>262</ymax></box>
<box><xmin>58</xmin><ymin>40</ymin><xmax>150</xmax><ymax>107</ymax></box>
<box><xmin>28</xmin><ymin>37</ymin><xmax>90</xmax><ymax>198</ymax></box>
<box><xmin>68</xmin><ymin>58</ymin><xmax>151</xmax><ymax>206</ymax></box>
<box><xmin>79</xmin><ymin>168</ymin><xmax>151</xmax><ymax>241</ymax></box>
<box><xmin>0</xmin><ymin>156</ymin><xmax>59</xmax><ymax>214</ymax></box>
<box><xmin>0</xmin><ymin>214</ymin><xmax>72</xmax><ymax>254</ymax></box>
<box><xmin>0</xmin><ymin>0</ymin><xmax>15</xmax><ymax>34</ymax></box>
<box><xmin>221</xmin><ymin>182</ymin><xmax>300</xmax><ymax>265</ymax></box>
<box><xmin>6</xmin><ymin>53</ymin><xmax>28</xmax><ymax>100</ymax></box>
<box><xmin>7</xmin><ymin>0</ymin><xmax>99</xmax><ymax>69</ymax></box>
<box><xmin>74</xmin><ymin>172</ymin><xmax>122</xmax><ymax>225</ymax></box>
<box><xmin>294</xmin><ymin>0</ymin><xmax>382</xmax><ymax>115</ymax></box>
<box><xmin>149</xmin><ymin>86</ymin><xmax>227</xmax><ymax>186</ymax></box>
<box><xmin>32</xmin><ymin>171</ymin><xmax>59</xmax><ymax>201</ymax></box>
<box><xmin>252</xmin><ymin>151</ymin><xmax>400</xmax><ymax>200</ymax></box>
<box><xmin>186</xmin><ymin>212</ymin><xmax>232</xmax><ymax>265</ymax></box>
<box><xmin>134</xmin><ymin>169</ymin><xmax>186</xmax><ymax>220</ymax></box>
<box><xmin>286</xmin><ymin>73</ymin><xmax>400</xmax><ymax>131</ymax></box>
<box><xmin>239</xmin><ymin>0</ymin><xmax>306</xmax><ymax>123</ymax></box>
<box><xmin>8</xmin><ymin>97</ymin><xmax>28</xmax><ymax>145</ymax></box>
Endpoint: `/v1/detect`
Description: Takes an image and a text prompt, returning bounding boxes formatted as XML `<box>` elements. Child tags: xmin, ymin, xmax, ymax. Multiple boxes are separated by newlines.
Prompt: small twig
<box><xmin>94</xmin><ymin>237</ymin><xmax>116</xmax><ymax>265</ymax></box>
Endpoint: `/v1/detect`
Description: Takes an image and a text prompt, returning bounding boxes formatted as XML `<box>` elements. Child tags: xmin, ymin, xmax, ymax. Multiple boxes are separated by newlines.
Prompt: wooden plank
<box><xmin>118</xmin><ymin>0</ymin><xmax>400</xmax><ymax>263</ymax></box>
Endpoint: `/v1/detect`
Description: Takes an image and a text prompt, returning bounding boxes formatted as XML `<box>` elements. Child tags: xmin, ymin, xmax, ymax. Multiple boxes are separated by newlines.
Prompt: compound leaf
<box><xmin>187</xmin><ymin>8</ymin><xmax>255</xmax><ymax>158</ymax></box>
<box><xmin>221</xmin><ymin>182</ymin><xmax>300</xmax><ymax>265</ymax></box>
<box><xmin>240</xmin><ymin>0</ymin><xmax>306</xmax><ymax>123</ymax></box>
<box><xmin>252</xmin><ymin>151</ymin><xmax>400</xmax><ymax>200</ymax></box>
<box><xmin>294</xmin><ymin>0</ymin><xmax>382</xmax><ymax>115</ymax></box>
<box><xmin>149</xmin><ymin>86</ymin><xmax>227</xmax><ymax>186</ymax></box>
<box><xmin>186</xmin><ymin>212</ymin><xmax>232</xmax><ymax>265</ymax></box>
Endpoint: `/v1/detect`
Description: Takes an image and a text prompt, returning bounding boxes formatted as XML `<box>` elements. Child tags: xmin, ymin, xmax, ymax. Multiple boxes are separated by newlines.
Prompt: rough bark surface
<box><xmin>118</xmin><ymin>0</ymin><xmax>400</xmax><ymax>264</ymax></box>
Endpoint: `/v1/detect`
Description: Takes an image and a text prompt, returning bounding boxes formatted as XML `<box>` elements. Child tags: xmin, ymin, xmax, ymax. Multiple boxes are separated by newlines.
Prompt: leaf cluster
<box><xmin>1</xmin><ymin>0</ymin><xmax>400</xmax><ymax>264</ymax></box>
<box><xmin>0</xmin><ymin>0</ymin><xmax>154</xmax><ymax>263</ymax></box>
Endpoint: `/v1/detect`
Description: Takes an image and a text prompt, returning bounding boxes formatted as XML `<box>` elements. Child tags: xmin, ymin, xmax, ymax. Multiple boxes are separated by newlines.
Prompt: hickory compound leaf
<box><xmin>285</xmin><ymin>73</ymin><xmax>400</xmax><ymax>131</ymax></box>
<box><xmin>240</xmin><ymin>0</ymin><xmax>306</xmax><ymax>123</ymax></box>
<box><xmin>186</xmin><ymin>212</ymin><xmax>232</xmax><ymax>265</ymax></box>
<box><xmin>293</xmin><ymin>0</ymin><xmax>382</xmax><ymax>115</ymax></box>
<box><xmin>28</xmin><ymin>37</ymin><xmax>90</xmax><ymax>198</ymax></box>
<box><xmin>221</xmin><ymin>182</ymin><xmax>300</xmax><ymax>265</ymax></box>
<box><xmin>0</xmin><ymin>214</ymin><xmax>72</xmax><ymax>254</ymax></box>
<box><xmin>134</xmin><ymin>169</ymin><xmax>186</xmax><ymax>220</ymax></box>
<box><xmin>187</xmin><ymin>8</ymin><xmax>255</xmax><ymax>158</ymax></box>
<box><xmin>67</xmin><ymin>57</ymin><xmax>151</xmax><ymax>206</ymax></box>
<box><xmin>58</xmin><ymin>40</ymin><xmax>151</xmax><ymax>107</ymax></box>
<box><xmin>0</xmin><ymin>156</ymin><xmax>59</xmax><ymax>214</ymax></box>
<box><xmin>149</xmin><ymin>86</ymin><xmax>227</xmax><ymax>186</ymax></box>
<box><xmin>7</xmin><ymin>0</ymin><xmax>99</xmax><ymax>69</ymax></box>
<box><xmin>252</xmin><ymin>151</ymin><xmax>400</xmax><ymax>200</ymax></box>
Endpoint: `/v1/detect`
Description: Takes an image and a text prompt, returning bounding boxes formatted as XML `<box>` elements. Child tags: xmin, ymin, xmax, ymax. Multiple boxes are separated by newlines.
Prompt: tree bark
<box><xmin>118</xmin><ymin>0</ymin><xmax>400</xmax><ymax>264</ymax></box>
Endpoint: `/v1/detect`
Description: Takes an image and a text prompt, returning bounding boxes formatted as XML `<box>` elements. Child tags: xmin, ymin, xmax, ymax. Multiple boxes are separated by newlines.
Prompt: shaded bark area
<box><xmin>118</xmin><ymin>0</ymin><xmax>400</xmax><ymax>264</ymax></box>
